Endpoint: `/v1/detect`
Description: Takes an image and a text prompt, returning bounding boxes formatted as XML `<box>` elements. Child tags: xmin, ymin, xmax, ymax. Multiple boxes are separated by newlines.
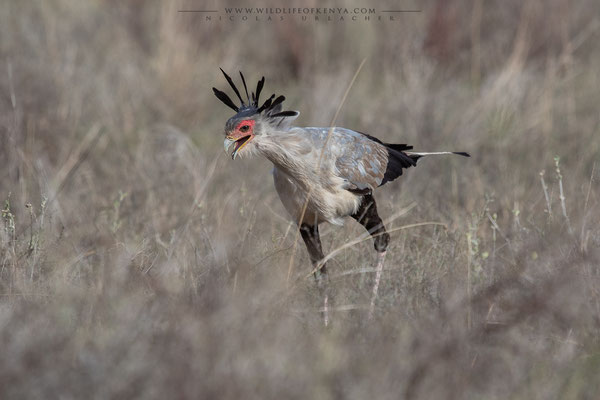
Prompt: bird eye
<box><xmin>240</xmin><ymin>125</ymin><xmax>250</xmax><ymax>133</ymax></box>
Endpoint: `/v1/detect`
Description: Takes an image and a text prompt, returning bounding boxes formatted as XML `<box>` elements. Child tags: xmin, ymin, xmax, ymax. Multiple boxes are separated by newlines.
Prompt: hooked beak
<box><xmin>224</xmin><ymin>134</ymin><xmax>253</xmax><ymax>160</ymax></box>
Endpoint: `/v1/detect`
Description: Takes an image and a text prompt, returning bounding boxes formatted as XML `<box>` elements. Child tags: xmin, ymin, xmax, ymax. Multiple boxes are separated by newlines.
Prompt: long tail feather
<box><xmin>405</xmin><ymin>151</ymin><xmax>470</xmax><ymax>159</ymax></box>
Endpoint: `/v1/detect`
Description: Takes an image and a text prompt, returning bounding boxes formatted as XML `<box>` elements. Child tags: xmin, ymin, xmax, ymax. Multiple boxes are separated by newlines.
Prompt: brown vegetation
<box><xmin>1</xmin><ymin>1</ymin><xmax>599</xmax><ymax>398</ymax></box>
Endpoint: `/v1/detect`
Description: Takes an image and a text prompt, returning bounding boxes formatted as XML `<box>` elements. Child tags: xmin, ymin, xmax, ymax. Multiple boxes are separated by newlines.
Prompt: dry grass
<box><xmin>1</xmin><ymin>0</ymin><xmax>600</xmax><ymax>398</ymax></box>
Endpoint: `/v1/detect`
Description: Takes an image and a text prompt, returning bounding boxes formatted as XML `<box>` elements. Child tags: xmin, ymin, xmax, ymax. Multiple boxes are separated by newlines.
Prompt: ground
<box><xmin>1</xmin><ymin>1</ymin><xmax>599</xmax><ymax>398</ymax></box>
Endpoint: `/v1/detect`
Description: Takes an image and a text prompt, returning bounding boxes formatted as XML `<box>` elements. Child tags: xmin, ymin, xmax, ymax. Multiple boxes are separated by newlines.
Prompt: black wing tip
<box><xmin>453</xmin><ymin>152</ymin><xmax>471</xmax><ymax>157</ymax></box>
<box><xmin>381</xmin><ymin>148</ymin><xmax>418</xmax><ymax>185</ymax></box>
<box><xmin>387</xmin><ymin>143</ymin><xmax>413</xmax><ymax>152</ymax></box>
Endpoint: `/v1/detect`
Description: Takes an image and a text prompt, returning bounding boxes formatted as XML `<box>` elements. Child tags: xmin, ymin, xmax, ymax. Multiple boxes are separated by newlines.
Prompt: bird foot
<box><xmin>368</xmin><ymin>251</ymin><xmax>387</xmax><ymax>320</ymax></box>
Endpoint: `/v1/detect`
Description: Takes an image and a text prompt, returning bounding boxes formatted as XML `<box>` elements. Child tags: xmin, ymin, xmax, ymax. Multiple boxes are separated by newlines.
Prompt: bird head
<box><xmin>213</xmin><ymin>69</ymin><xmax>299</xmax><ymax>159</ymax></box>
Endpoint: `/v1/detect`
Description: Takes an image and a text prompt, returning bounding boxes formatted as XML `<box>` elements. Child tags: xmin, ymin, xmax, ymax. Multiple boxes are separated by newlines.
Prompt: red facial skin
<box><xmin>227</xmin><ymin>119</ymin><xmax>255</xmax><ymax>140</ymax></box>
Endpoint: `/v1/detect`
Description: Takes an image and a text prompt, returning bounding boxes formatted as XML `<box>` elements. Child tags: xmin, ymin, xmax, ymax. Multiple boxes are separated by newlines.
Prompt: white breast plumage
<box><xmin>272</xmin><ymin>167</ymin><xmax>361</xmax><ymax>226</ymax></box>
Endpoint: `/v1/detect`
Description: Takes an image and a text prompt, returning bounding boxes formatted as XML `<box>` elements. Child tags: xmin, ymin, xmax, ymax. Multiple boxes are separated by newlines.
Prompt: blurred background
<box><xmin>1</xmin><ymin>0</ymin><xmax>599</xmax><ymax>398</ymax></box>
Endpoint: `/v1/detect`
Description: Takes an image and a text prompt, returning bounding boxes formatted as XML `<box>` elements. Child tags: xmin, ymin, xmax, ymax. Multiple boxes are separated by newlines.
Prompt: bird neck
<box><xmin>255</xmin><ymin>127</ymin><xmax>305</xmax><ymax>172</ymax></box>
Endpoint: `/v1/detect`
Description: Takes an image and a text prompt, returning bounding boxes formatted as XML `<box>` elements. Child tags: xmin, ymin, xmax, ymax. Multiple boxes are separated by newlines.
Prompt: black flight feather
<box><xmin>212</xmin><ymin>87</ymin><xmax>239</xmax><ymax>112</ymax></box>
<box><xmin>353</xmin><ymin>130</ymin><xmax>417</xmax><ymax>185</ymax></box>
<box><xmin>356</xmin><ymin>131</ymin><xmax>384</xmax><ymax>144</ymax></box>
<box><xmin>387</xmin><ymin>143</ymin><xmax>413</xmax><ymax>152</ymax></box>
<box><xmin>220</xmin><ymin>68</ymin><xmax>244</xmax><ymax>105</ymax></box>
<box><xmin>356</xmin><ymin>131</ymin><xmax>413</xmax><ymax>151</ymax></box>
<box><xmin>381</xmin><ymin>149</ymin><xmax>417</xmax><ymax>186</ymax></box>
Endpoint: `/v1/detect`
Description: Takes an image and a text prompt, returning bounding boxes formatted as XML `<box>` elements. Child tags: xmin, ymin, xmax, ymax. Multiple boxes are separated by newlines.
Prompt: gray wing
<box><xmin>301</xmin><ymin>127</ymin><xmax>416</xmax><ymax>192</ymax></box>
<box><xmin>332</xmin><ymin>129</ymin><xmax>389</xmax><ymax>192</ymax></box>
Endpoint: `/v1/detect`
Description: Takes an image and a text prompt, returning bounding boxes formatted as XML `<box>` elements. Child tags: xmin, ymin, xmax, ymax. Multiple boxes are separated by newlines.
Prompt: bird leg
<box><xmin>299</xmin><ymin>223</ymin><xmax>330</xmax><ymax>326</ymax></box>
<box><xmin>370</xmin><ymin>251</ymin><xmax>387</xmax><ymax>319</ymax></box>
<box><xmin>351</xmin><ymin>194</ymin><xmax>390</xmax><ymax>319</ymax></box>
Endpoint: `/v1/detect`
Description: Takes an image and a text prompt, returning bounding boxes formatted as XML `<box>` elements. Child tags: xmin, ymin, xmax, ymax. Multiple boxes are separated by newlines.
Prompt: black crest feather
<box><xmin>220</xmin><ymin>68</ymin><xmax>245</xmax><ymax>105</ymax></box>
<box><xmin>212</xmin><ymin>87</ymin><xmax>239</xmax><ymax>112</ymax></box>
<box><xmin>258</xmin><ymin>94</ymin><xmax>275</xmax><ymax>113</ymax></box>
<box><xmin>214</xmin><ymin>70</ymin><xmax>298</xmax><ymax>120</ymax></box>
<box><xmin>268</xmin><ymin>95</ymin><xmax>286</xmax><ymax>113</ymax></box>
<box><xmin>254</xmin><ymin>77</ymin><xmax>265</xmax><ymax>106</ymax></box>
<box><xmin>239</xmin><ymin>71</ymin><xmax>250</xmax><ymax>103</ymax></box>
<box><xmin>269</xmin><ymin>110</ymin><xmax>299</xmax><ymax>118</ymax></box>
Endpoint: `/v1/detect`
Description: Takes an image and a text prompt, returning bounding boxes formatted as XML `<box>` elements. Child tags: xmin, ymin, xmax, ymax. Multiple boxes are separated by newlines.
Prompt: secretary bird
<box><xmin>214</xmin><ymin>69</ymin><xmax>469</xmax><ymax>320</ymax></box>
